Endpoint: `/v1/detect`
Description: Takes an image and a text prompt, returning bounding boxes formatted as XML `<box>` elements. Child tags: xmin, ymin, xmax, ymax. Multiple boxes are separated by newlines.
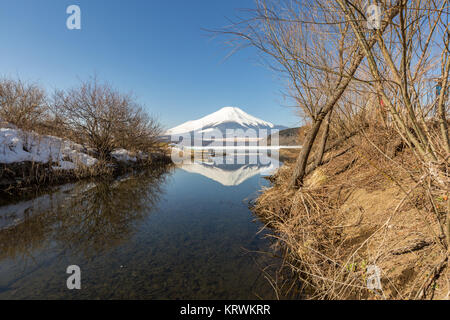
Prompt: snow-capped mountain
<box><xmin>165</xmin><ymin>106</ymin><xmax>286</xmax><ymax>138</ymax></box>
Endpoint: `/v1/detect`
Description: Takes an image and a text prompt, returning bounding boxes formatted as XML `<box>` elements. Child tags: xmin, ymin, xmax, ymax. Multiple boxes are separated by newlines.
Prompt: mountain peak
<box><xmin>218</xmin><ymin>106</ymin><xmax>239</xmax><ymax>111</ymax></box>
<box><xmin>165</xmin><ymin>106</ymin><xmax>285</xmax><ymax>136</ymax></box>
<box><xmin>216</xmin><ymin>106</ymin><xmax>244</xmax><ymax>114</ymax></box>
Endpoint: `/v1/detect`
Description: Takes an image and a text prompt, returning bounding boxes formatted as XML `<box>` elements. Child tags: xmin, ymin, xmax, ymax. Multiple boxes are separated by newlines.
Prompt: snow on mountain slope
<box><xmin>166</xmin><ymin>106</ymin><xmax>281</xmax><ymax>136</ymax></box>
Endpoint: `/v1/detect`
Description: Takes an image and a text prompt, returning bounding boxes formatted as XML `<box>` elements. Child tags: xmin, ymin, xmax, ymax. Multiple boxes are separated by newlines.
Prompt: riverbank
<box><xmin>253</xmin><ymin>125</ymin><xmax>449</xmax><ymax>300</ymax></box>
<box><xmin>0</xmin><ymin>123</ymin><xmax>172</xmax><ymax>196</ymax></box>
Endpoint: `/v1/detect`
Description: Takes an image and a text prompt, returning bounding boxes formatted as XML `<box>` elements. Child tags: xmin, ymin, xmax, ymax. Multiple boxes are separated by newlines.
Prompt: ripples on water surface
<box><xmin>0</xmin><ymin>155</ymin><xmax>287</xmax><ymax>299</ymax></box>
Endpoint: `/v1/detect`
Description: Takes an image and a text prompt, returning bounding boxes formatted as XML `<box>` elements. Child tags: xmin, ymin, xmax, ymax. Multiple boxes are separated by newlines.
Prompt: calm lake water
<box><xmin>0</xmin><ymin>154</ymin><xmax>286</xmax><ymax>299</ymax></box>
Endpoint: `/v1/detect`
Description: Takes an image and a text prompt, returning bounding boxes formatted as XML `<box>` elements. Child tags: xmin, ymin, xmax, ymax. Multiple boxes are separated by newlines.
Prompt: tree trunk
<box><xmin>288</xmin><ymin>3</ymin><xmax>401</xmax><ymax>189</ymax></box>
<box><xmin>289</xmin><ymin>84</ymin><xmax>352</xmax><ymax>188</ymax></box>
<box><xmin>290</xmin><ymin>116</ymin><xmax>324</xmax><ymax>188</ymax></box>
<box><xmin>314</xmin><ymin>111</ymin><xmax>332</xmax><ymax>168</ymax></box>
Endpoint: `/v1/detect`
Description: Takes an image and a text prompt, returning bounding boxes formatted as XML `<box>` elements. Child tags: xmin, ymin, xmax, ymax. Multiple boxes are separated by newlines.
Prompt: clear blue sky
<box><xmin>0</xmin><ymin>0</ymin><xmax>298</xmax><ymax>130</ymax></box>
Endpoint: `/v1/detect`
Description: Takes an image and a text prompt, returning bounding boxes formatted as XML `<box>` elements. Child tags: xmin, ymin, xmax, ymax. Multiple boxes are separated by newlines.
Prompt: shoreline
<box><xmin>0</xmin><ymin>153</ymin><xmax>172</xmax><ymax>198</ymax></box>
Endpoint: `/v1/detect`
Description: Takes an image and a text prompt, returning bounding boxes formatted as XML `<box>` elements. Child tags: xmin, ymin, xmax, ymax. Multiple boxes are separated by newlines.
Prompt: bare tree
<box><xmin>0</xmin><ymin>78</ymin><xmax>47</xmax><ymax>130</ymax></box>
<box><xmin>53</xmin><ymin>78</ymin><xmax>161</xmax><ymax>159</ymax></box>
<box><xmin>113</xmin><ymin>105</ymin><xmax>162</xmax><ymax>153</ymax></box>
<box><xmin>336</xmin><ymin>0</ymin><xmax>449</xmax><ymax>159</ymax></box>
<box><xmin>334</xmin><ymin>0</ymin><xmax>449</xmax><ymax>244</ymax></box>
<box><xmin>219</xmin><ymin>0</ymin><xmax>402</xmax><ymax>187</ymax></box>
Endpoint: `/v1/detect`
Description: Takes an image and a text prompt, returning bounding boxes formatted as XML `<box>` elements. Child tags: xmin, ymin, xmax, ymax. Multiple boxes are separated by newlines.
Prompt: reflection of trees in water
<box><xmin>55</xmin><ymin>168</ymin><xmax>169</xmax><ymax>257</ymax></box>
<box><xmin>0</xmin><ymin>210</ymin><xmax>53</xmax><ymax>261</ymax></box>
<box><xmin>0</xmin><ymin>166</ymin><xmax>171</xmax><ymax>261</ymax></box>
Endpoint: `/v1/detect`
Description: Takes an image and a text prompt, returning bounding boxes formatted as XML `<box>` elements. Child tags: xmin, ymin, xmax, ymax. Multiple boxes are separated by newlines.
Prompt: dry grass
<box><xmin>253</xmin><ymin>125</ymin><xmax>449</xmax><ymax>299</ymax></box>
<box><xmin>0</xmin><ymin>160</ymin><xmax>111</xmax><ymax>196</ymax></box>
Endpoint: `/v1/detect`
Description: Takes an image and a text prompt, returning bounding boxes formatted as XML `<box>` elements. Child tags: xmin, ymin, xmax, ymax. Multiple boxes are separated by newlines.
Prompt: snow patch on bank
<box><xmin>0</xmin><ymin>127</ymin><xmax>98</xmax><ymax>170</ymax></box>
<box><xmin>111</xmin><ymin>148</ymin><xmax>137</xmax><ymax>163</ymax></box>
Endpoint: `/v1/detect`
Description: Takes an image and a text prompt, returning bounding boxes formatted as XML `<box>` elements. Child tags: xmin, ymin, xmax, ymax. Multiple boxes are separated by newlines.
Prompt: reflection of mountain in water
<box><xmin>180</xmin><ymin>156</ymin><xmax>279</xmax><ymax>186</ymax></box>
